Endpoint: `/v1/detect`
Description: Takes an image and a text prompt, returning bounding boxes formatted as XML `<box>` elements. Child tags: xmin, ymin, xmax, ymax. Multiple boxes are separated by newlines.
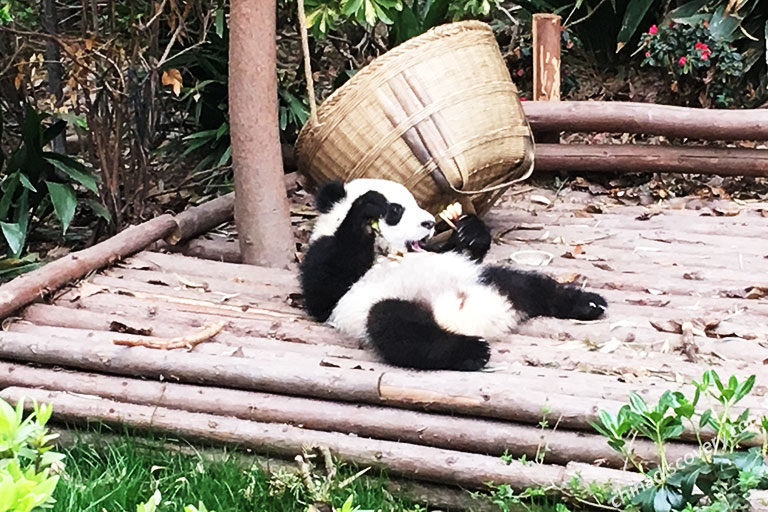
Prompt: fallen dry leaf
<box><xmin>745</xmin><ymin>287</ymin><xmax>768</xmax><ymax>299</ymax></box>
<box><xmin>530</xmin><ymin>194</ymin><xmax>552</xmax><ymax>206</ymax></box>
<box><xmin>161</xmin><ymin>68</ymin><xmax>183</xmax><ymax>96</ymax></box>
<box><xmin>109</xmin><ymin>321</ymin><xmax>152</xmax><ymax>336</ymax></box>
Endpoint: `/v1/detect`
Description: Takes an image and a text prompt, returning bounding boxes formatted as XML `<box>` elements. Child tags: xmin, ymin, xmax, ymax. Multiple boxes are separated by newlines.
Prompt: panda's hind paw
<box><xmin>448</xmin><ymin>335</ymin><xmax>491</xmax><ymax>371</ymax></box>
<box><xmin>570</xmin><ymin>291</ymin><xmax>607</xmax><ymax>320</ymax></box>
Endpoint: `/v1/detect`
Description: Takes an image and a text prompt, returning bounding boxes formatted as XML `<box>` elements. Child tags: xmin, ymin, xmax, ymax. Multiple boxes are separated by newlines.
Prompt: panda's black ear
<box><xmin>315</xmin><ymin>180</ymin><xmax>347</xmax><ymax>213</ymax></box>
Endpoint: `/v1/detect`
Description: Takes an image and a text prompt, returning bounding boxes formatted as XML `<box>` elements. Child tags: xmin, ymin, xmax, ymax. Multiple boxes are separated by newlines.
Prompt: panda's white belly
<box><xmin>328</xmin><ymin>252</ymin><xmax>520</xmax><ymax>341</ymax></box>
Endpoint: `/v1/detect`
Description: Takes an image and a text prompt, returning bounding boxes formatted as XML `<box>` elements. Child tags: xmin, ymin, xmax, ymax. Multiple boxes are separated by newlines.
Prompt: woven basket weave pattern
<box><xmin>296</xmin><ymin>20</ymin><xmax>533</xmax><ymax>214</ymax></box>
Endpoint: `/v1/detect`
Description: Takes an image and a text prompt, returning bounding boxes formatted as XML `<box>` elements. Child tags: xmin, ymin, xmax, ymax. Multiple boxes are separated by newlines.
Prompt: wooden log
<box><xmin>522</xmin><ymin>101</ymin><xmax>768</xmax><ymax>141</ymax></box>
<box><xmin>0</xmin><ymin>362</ymin><xmax>694</xmax><ymax>468</ymax></box>
<box><xmin>0</xmin><ymin>215</ymin><xmax>178</xmax><ymax>320</ymax></box>
<box><xmin>52</xmin><ymin>429</ymin><xmax>499</xmax><ymax>512</ymax></box>
<box><xmin>159</xmin><ymin>171</ymin><xmax>300</xmax><ymax>247</ymax></box>
<box><xmin>534</xmin><ymin>144</ymin><xmax>768</xmax><ymax>177</ymax></box>
<box><xmin>532</xmin><ymin>14</ymin><xmax>561</xmax><ymax>102</ymax></box>
<box><xmin>0</xmin><ymin>331</ymin><xmax>638</xmax><ymax>428</ymax></box>
<box><xmin>0</xmin><ymin>386</ymin><xmax>645</xmax><ymax>491</ymax></box>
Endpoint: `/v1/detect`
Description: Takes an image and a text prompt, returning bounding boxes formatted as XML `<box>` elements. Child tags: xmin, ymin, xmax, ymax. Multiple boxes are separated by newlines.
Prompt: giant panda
<box><xmin>300</xmin><ymin>178</ymin><xmax>607</xmax><ymax>371</ymax></box>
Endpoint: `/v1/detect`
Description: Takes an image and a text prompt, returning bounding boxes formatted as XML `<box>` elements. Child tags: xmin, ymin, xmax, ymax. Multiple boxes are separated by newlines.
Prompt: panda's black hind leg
<box><xmin>367</xmin><ymin>299</ymin><xmax>490</xmax><ymax>371</ymax></box>
<box><xmin>481</xmin><ymin>266</ymin><xmax>607</xmax><ymax>321</ymax></box>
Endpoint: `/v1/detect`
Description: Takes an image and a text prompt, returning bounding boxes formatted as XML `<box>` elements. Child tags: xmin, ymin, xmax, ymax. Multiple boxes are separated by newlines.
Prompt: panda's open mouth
<box><xmin>405</xmin><ymin>239</ymin><xmax>427</xmax><ymax>252</ymax></box>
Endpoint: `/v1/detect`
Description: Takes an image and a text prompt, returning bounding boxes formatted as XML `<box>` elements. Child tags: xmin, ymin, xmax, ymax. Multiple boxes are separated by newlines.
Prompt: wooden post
<box><xmin>229</xmin><ymin>0</ymin><xmax>295</xmax><ymax>268</ymax></box>
<box><xmin>532</xmin><ymin>13</ymin><xmax>561</xmax><ymax>144</ymax></box>
<box><xmin>532</xmin><ymin>14</ymin><xmax>561</xmax><ymax>101</ymax></box>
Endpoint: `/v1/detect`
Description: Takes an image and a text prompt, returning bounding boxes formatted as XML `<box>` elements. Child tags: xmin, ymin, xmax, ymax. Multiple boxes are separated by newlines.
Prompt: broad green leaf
<box><xmin>46</xmin><ymin>182</ymin><xmax>77</xmax><ymax>234</ymax></box>
<box><xmin>44</xmin><ymin>155</ymin><xmax>99</xmax><ymax>194</ymax></box>
<box><xmin>616</xmin><ymin>0</ymin><xmax>655</xmax><ymax>51</ymax></box>
<box><xmin>392</xmin><ymin>4</ymin><xmax>420</xmax><ymax>44</ymax></box>
<box><xmin>42</xmin><ymin>119</ymin><xmax>66</xmax><ymax>145</ymax></box>
<box><xmin>0</xmin><ymin>175</ymin><xmax>20</xmax><ymax>218</ymax></box>
<box><xmin>18</xmin><ymin>173</ymin><xmax>36</xmax><ymax>192</ymax></box>
<box><xmin>215</xmin><ymin>8</ymin><xmax>225</xmax><ymax>37</ymax></box>
<box><xmin>667</xmin><ymin>0</ymin><xmax>710</xmax><ymax>20</ymax></box>
<box><xmin>0</xmin><ymin>222</ymin><xmax>24</xmax><ymax>256</ymax></box>
<box><xmin>84</xmin><ymin>199</ymin><xmax>112</xmax><ymax>222</ymax></box>
<box><xmin>709</xmin><ymin>5</ymin><xmax>742</xmax><ymax>41</ymax></box>
<box><xmin>423</xmin><ymin>0</ymin><xmax>449</xmax><ymax>30</ymax></box>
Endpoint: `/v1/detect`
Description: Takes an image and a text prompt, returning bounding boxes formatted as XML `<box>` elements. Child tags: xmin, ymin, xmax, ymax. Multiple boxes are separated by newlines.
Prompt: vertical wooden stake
<box><xmin>532</xmin><ymin>13</ymin><xmax>561</xmax><ymax>102</ymax></box>
<box><xmin>532</xmin><ymin>14</ymin><xmax>562</xmax><ymax>144</ymax></box>
<box><xmin>229</xmin><ymin>0</ymin><xmax>295</xmax><ymax>268</ymax></box>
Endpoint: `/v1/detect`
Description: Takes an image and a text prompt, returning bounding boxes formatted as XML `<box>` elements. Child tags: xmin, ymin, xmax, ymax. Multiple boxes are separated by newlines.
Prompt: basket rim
<box><xmin>295</xmin><ymin>20</ymin><xmax>495</xmax><ymax>158</ymax></box>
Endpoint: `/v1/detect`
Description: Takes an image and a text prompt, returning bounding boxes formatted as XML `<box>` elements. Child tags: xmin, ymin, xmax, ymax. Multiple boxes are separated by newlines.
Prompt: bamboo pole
<box><xmin>0</xmin><ymin>362</ymin><xmax>694</xmax><ymax>468</ymax></box>
<box><xmin>522</xmin><ymin>101</ymin><xmax>768</xmax><ymax>141</ymax></box>
<box><xmin>535</xmin><ymin>143</ymin><xmax>768</xmax><ymax>177</ymax></box>
<box><xmin>1</xmin><ymin>386</ymin><xmax>646</xmax><ymax>491</ymax></box>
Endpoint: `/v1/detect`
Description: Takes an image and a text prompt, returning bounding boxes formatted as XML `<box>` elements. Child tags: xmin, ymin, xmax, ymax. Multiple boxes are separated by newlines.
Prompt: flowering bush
<box><xmin>640</xmin><ymin>21</ymin><xmax>744</xmax><ymax>107</ymax></box>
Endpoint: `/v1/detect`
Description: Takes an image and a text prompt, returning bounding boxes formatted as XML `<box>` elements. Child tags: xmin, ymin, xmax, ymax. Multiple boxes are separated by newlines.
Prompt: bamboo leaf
<box><xmin>44</xmin><ymin>155</ymin><xmax>98</xmax><ymax>194</ymax></box>
<box><xmin>0</xmin><ymin>222</ymin><xmax>24</xmax><ymax>256</ymax></box>
<box><xmin>46</xmin><ymin>182</ymin><xmax>77</xmax><ymax>234</ymax></box>
<box><xmin>616</xmin><ymin>0</ymin><xmax>655</xmax><ymax>51</ymax></box>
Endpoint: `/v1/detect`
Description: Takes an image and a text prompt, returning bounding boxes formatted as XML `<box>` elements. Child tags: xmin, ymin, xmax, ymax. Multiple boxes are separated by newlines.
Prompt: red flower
<box><xmin>645</xmin><ymin>51</ymin><xmax>651</xmax><ymax>58</ymax></box>
<box><xmin>695</xmin><ymin>42</ymin><xmax>712</xmax><ymax>60</ymax></box>
<box><xmin>678</xmin><ymin>56</ymin><xmax>687</xmax><ymax>66</ymax></box>
<box><xmin>669</xmin><ymin>21</ymin><xmax>675</xmax><ymax>27</ymax></box>
<box><xmin>516</xmin><ymin>68</ymin><xmax>524</xmax><ymax>76</ymax></box>
<box><xmin>648</xmin><ymin>24</ymin><xmax>658</xmax><ymax>35</ymax></box>
<box><xmin>520</xmin><ymin>96</ymin><xmax>527</xmax><ymax>101</ymax></box>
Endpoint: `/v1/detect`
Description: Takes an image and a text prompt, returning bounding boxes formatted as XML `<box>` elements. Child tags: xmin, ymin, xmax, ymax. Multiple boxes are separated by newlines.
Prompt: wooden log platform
<box><xmin>1</xmin><ymin>184</ymin><xmax>767</xmax><ymax>507</ymax></box>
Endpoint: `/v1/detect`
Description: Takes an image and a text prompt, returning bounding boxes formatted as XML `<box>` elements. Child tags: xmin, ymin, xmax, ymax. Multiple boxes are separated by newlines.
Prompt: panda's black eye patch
<box><xmin>385</xmin><ymin>203</ymin><xmax>404</xmax><ymax>225</ymax></box>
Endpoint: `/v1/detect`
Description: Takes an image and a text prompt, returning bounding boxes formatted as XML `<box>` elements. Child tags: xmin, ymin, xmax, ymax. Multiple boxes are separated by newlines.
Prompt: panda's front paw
<box><xmin>570</xmin><ymin>291</ymin><xmax>607</xmax><ymax>320</ymax></box>
<box><xmin>453</xmin><ymin>215</ymin><xmax>491</xmax><ymax>261</ymax></box>
<box><xmin>349</xmin><ymin>191</ymin><xmax>388</xmax><ymax>226</ymax></box>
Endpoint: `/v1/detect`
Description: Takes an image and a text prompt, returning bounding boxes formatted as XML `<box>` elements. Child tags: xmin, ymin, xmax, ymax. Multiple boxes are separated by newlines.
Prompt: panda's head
<box><xmin>310</xmin><ymin>179</ymin><xmax>436</xmax><ymax>253</ymax></box>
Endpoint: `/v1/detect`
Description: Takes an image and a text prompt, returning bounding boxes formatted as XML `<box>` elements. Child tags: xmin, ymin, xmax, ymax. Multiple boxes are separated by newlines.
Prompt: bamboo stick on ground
<box><xmin>1</xmin><ymin>386</ymin><xmax>645</xmax><ymax>492</ymax></box>
<box><xmin>0</xmin><ymin>362</ymin><xmax>695</xmax><ymax>469</ymax></box>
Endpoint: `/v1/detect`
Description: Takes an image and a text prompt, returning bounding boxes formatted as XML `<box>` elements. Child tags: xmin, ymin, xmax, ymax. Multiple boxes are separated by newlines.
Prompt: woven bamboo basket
<box><xmin>295</xmin><ymin>20</ymin><xmax>534</xmax><ymax>215</ymax></box>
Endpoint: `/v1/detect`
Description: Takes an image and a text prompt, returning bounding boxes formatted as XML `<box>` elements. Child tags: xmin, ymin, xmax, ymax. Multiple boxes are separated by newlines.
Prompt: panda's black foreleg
<box><xmin>366</xmin><ymin>299</ymin><xmax>491</xmax><ymax>371</ymax></box>
<box><xmin>481</xmin><ymin>266</ymin><xmax>607</xmax><ymax>320</ymax></box>
<box><xmin>300</xmin><ymin>191</ymin><xmax>388</xmax><ymax>322</ymax></box>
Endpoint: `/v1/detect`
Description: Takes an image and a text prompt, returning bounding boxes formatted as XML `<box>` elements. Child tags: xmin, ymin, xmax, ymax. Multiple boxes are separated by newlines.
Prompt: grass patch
<box><xmin>52</xmin><ymin>433</ymin><xmax>421</xmax><ymax>512</ymax></box>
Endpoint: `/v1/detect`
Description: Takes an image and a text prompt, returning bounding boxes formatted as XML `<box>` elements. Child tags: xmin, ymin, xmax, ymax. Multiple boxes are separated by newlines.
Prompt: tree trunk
<box><xmin>228</xmin><ymin>0</ymin><xmax>295</xmax><ymax>268</ymax></box>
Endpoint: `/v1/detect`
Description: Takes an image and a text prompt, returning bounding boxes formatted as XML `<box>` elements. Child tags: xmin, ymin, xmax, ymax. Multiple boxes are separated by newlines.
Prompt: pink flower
<box><xmin>694</xmin><ymin>42</ymin><xmax>708</xmax><ymax>50</ymax></box>
<box><xmin>517</xmin><ymin>68</ymin><xmax>524</xmax><ymax>76</ymax></box>
<box><xmin>678</xmin><ymin>56</ymin><xmax>687</xmax><ymax>66</ymax></box>
<box><xmin>648</xmin><ymin>24</ymin><xmax>658</xmax><ymax>35</ymax></box>
<box><xmin>701</xmin><ymin>53</ymin><xmax>708</xmax><ymax>61</ymax></box>
<box><xmin>645</xmin><ymin>51</ymin><xmax>651</xmax><ymax>58</ymax></box>
<box><xmin>520</xmin><ymin>96</ymin><xmax>527</xmax><ymax>101</ymax></box>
